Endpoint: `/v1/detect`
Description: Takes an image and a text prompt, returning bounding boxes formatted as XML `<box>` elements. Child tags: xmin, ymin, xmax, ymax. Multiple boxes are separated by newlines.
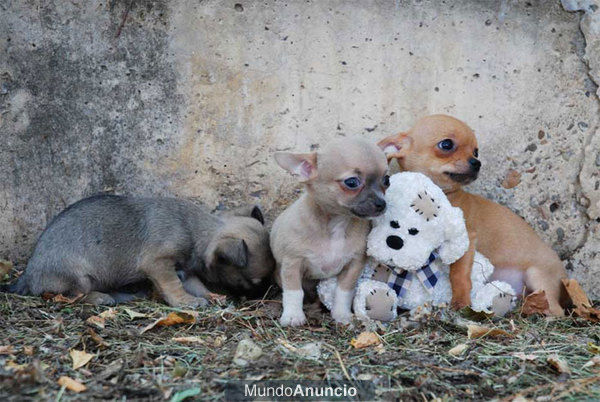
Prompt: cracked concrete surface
<box><xmin>1</xmin><ymin>1</ymin><xmax>599</xmax><ymax>296</ymax></box>
<box><xmin>562</xmin><ymin>0</ymin><xmax>600</xmax><ymax>298</ymax></box>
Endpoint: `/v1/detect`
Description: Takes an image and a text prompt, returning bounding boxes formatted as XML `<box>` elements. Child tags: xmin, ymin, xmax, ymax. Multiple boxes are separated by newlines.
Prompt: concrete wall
<box><xmin>1</xmin><ymin>1</ymin><xmax>599</xmax><ymax>296</ymax></box>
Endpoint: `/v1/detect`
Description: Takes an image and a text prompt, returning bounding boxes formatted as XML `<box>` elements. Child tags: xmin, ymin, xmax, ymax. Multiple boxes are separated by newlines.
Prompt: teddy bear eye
<box><xmin>408</xmin><ymin>228</ymin><xmax>419</xmax><ymax>235</ymax></box>
<box><xmin>390</xmin><ymin>221</ymin><xmax>399</xmax><ymax>229</ymax></box>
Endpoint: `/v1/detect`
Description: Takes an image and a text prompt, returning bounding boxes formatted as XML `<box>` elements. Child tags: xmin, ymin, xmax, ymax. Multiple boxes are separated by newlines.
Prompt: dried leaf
<box><xmin>467</xmin><ymin>324</ymin><xmax>512</xmax><ymax>339</ymax></box>
<box><xmin>22</xmin><ymin>346</ymin><xmax>34</xmax><ymax>356</ymax></box>
<box><xmin>58</xmin><ymin>376</ymin><xmax>87</xmax><ymax>393</ymax></box>
<box><xmin>350</xmin><ymin>332</ymin><xmax>381</xmax><ymax>349</ymax></box>
<box><xmin>582</xmin><ymin>356</ymin><xmax>600</xmax><ymax>370</ymax></box>
<box><xmin>85</xmin><ymin>315</ymin><xmax>105</xmax><ymax>329</ymax></box>
<box><xmin>448</xmin><ymin>343</ymin><xmax>468</xmax><ymax>356</ymax></box>
<box><xmin>98</xmin><ymin>308</ymin><xmax>117</xmax><ymax>320</ymax></box>
<box><xmin>562</xmin><ymin>279</ymin><xmax>600</xmax><ymax>322</ymax></box>
<box><xmin>0</xmin><ymin>259</ymin><xmax>13</xmax><ymax>277</ymax></box>
<box><xmin>521</xmin><ymin>290</ymin><xmax>550</xmax><ymax>316</ymax></box>
<box><xmin>5</xmin><ymin>360</ymin><xmax>28</xmax><ymax>371</ymax></box>
<box><xmin>547</xmin><ymin>354</ymin><xmax>571</xmax><ymax>374</ymax></box>
<box><xmin>589</xmin><ymin>343</ymin><xmax>600</xmax><ymax>355</ymax></box>
<box><xmin>123</xmin><ymin>308</ymin><xmax>148</xmax><ymax>320</ymax></box>
<box><xmin>70</xmin><ymin>349</ymin><xmax>95</xmax><ymax>370</ymax></box>
<box><xmin>459</xmin><ymin>306</ymin><xmax>494</xmax><ymax>321</ymax></box>
<box><xmin>172</xmin><ymin>336</ymin><xmax>205</xmax><ymax>344</ymax></box>
<box><xmin>42</xmin><ymin>292</ymin><xmax>84</xmax><ymax>304</ymax></box>
<box><xmin>0</xmin><ymin>345</ymin><xmax>14</xmax><ymax>355</ymax></box>
<box><xmin>502</xmin><ymin>169</ymin><xmax>521</xmax><ymax>189</ymax></box>
<box><xmin>140</xmin><ymin>311</ymin><xmax>197</xmax><ymax>334</ymax></box>
<box><xmin>513</xmin><ymin>352</ymin><xmax>538</xmax><ymax>361</ymax></box>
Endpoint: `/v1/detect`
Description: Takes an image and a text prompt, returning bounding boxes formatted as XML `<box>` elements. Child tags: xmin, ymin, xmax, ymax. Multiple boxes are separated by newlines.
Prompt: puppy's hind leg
<box><xmin>524</xmin><ymin>264</ymin><xmax>566</xmax><ymax>317</ymax></box>
<box><xmin>83</xmin><ymin>291</ymin><xmax>117</xmax><ymax>305</ymax></box>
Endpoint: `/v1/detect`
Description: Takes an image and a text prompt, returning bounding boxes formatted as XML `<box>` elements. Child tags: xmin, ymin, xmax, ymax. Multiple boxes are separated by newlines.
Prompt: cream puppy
<box><xmin>271</xmin><ymin>138</ymin><xmax>389</xmax><ymax>326</ymax></box>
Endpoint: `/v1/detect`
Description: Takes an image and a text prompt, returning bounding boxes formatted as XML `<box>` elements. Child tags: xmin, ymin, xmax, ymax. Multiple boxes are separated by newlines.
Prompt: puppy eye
<box><xmin>437</xmin><ymin>139</ymin><xmax>455</xmax><ymax>151</ymax></box>
<box><xmin>408</xmin><ymin>228</ymin><xmax>419</xmax><ymax>235</ymax></box>
<box><xmin>382</xmin><ymin>175</ymin><xmax>390</xmax><ymax>187</ymax></box>
<box><xmin>473</xmin><ymin>148</ymin><xmax>479</xmax><ymax>158</ymax></box>
<box><xmin>343</xmin><ymin>177</ymin><xmax>361</xmax><ymax>189</ymax></box>
<box><xmin>390</xmin><ymin>221</ymin><xmax>400</xmax><ymax>229</ymax></box>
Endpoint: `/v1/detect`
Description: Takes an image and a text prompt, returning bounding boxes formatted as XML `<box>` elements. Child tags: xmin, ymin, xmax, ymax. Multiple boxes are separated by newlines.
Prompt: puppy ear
<box><xmin>377</xmin><ymin>133</ymin><xmax>412</xmax><ymax>162</ymax></box>
<box><xmin>226</xmin><ymin>205</ymin><xmax>265</xmax><ymax>225</ymax></box>
<box><xmin>274</xmin><ymin>152</ymin><xmax>318</xmax><ymax>181</ymax></box>
<box><xmin>214</xmin><ymin>238</ymin><xmax>249</xmax><ymax>268</ymax></box>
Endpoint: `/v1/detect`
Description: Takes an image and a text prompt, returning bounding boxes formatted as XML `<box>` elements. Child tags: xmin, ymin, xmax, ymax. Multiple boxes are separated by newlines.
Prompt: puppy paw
<box><xmin>280</xmin><ymin>310</ymin><xmax>307</xmax><ymax>327</ymax></box>
<box><xmin>170</xmin><ymin>295</ymin><xmax>209</xmax><ymax>309</ymax></box>
<box><xmin>83</xmin><ymin>291</ymin><xmax>117</xmax><ymax>306</ymax></box>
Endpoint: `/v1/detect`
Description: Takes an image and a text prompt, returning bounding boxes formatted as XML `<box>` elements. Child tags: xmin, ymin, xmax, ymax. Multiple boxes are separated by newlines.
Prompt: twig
<box><xmin>323</xmin><ymin>343</ymin><xmax>351</xmax><ymax>381</ymax></box>
<box><xmin>115</xmin><ymin>0</ymin><xmax>133</xmax><ymax>38</ymax></box>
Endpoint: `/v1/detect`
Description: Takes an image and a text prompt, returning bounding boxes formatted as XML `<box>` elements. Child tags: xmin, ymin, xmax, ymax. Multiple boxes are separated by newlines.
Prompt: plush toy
<box><xmin>318</xmin><ymin>172</ymin><xmax>516</xmax><ymax>322</ymax></box>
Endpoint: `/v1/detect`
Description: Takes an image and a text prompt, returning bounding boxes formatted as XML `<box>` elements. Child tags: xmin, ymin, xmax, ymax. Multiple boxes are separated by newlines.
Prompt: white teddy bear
<box><xmin>318</xmin><ymin>172</ymin><xmax>516</xmax><ymax>322</ymax></box>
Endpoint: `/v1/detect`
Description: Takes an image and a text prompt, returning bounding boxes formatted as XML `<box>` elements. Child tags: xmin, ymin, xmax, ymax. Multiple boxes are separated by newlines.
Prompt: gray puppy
<box><xmin>2</xmin><ymin>194</ymin><xmax>274</xmax><ymax>306</ymax></box>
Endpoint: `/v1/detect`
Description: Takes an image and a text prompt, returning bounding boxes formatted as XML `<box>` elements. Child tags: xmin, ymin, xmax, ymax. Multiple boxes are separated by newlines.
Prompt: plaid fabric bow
<box><xmin>387</xmin><ymin>252</ymin><xmax>439</xmax><ymax>298</ymax></box>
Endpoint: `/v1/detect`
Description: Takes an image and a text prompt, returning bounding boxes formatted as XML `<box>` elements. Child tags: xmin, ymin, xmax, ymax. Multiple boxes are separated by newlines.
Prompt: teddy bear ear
<box><xmin>437</xmin><ymin>205</ymin><xmax>470</xmax><ymax>264</ymax></box>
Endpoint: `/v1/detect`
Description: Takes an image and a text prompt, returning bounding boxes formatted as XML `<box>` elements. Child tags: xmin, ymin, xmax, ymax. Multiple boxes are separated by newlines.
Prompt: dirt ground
<box><xmin>0</xmin><ymin>287</ymin><xmax>599</xmax><ymax>401</ymax></box>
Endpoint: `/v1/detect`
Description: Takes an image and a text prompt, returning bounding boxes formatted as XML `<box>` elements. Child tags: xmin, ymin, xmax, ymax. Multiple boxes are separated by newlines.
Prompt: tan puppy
<box><xmin>271</xmin><ymin>138</ymin><xmax>389</xmax><ymax>326</ymax></box>
<box><xmin>378</xmin><ymin>115</ymin><xmax>567</xmax><ymax>315</ymax></box>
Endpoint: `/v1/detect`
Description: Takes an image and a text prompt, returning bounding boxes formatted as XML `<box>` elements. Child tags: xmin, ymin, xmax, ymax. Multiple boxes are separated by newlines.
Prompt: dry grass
<box><xmin>0</xmin><ymin>290</ymin><xmax>599</xmax><ymax>401</ymax></box>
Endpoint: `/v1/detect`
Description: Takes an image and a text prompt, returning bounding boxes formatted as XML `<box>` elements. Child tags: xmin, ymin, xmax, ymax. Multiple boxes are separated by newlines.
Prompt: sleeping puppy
<box><xmin>1</xmin><ymin>194</ymin><xmax>274</xmax><ymax>306</ymax></box>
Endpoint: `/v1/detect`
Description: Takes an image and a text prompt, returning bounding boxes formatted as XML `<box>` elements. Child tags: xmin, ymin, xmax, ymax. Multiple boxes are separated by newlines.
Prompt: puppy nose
<box><xmin>374</xmin><ymin>198</ymin><xmax>386</xmax><ymax>212</ymax></box>
<box><xmin>386</xmin><ymin>235</ymin><xmax>404</xmax><ymax>250</ymax></box>
<box><xmin>469</xmin><ymin>158</ymin><xmax>481</xmax><ymax>171</ymax></box>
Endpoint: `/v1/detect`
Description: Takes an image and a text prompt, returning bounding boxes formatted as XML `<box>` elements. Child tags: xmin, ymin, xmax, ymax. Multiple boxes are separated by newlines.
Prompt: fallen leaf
<box><xmin>589</xmin><ymin>342</ymin><xmax>600</xmax><ymax>355</ymax></box>
<box><xmin>123</xmin><ymin>308</ymin><xmax>148</xmax><ymax>320</ymax></box>
<box><xmin>276</xmin><ymin>339</ymin><xmax>321</xmax><ymax>360</ymax></box>
<box><xmin>513</xmin><ymin>352</ymin><xmax>538</xmax><ymax>361</ymax></box>
<box><xmin>172</xmin><ymin>336</ymin><xmax>205</xmax><ymax>345</ymax></box>
<box><xmin>85</xmin><ymin>315</ymin><xmax>105</xmax><ymax>329</ymax></box>
<box><xmin>42</xmin><ymin>293</ymin><xmax>84</xmax><ymax>304</ymax></box>
<box><xmin>5</xmin><ymin>360</ymin><xmax>28</xmax><ymax>371</ymax></box>
<box><xmin>70</xmin><ymin>349</ymin><xmax>95</xmax><ymax>370</ymax></box>
<box><xmin>98</xmin><ymin>308</ymin><xmax>117</xmax><ymax>320</ymax></box>
<box><xmin>582</xmin><ymin>356</ymin><xmax>600</xmax><ymax>370</ymax></box>
<box><xmin>521</xmin><ymin>290</ymin><xmax>550</xmax><ymax>316</ymax></box>
<box><xmin>214</xmin><ymin>336</ymin><xmax>226</xmax><ymax>348</ymax></box>
<box><xmin>467</xmin><ymin>324</ymin><xmax>512</xmax><ymax>339</ymax></box>
<box><xmin>170</xmin><ymin>387</ymin><xmax>201</xmax><ymax>402</ymax></box>
<box><xmin>58</xmin><ymin>376</ymin><xmax>87</xmax><ymax>393</ymax></box>
<box><xmin>233</xmin><ymin>339</ymin><xmax>263</xmax><ymax>367</ymax></box>
<box><xmin>22</xmin><ymin>346</ymin><xmax>34</xmax><ymax>356</ymax></box>
<box><xmin>0</xmin><ymin>259</ymin><xmax>13</xmax><ymax>277</ymax></box>
<box><xmin>350</xmin><ymin>331</ymin><xmax>381</xmax><ymax>349</ymax></box>
<box><xmin>448</xmin><ymin>343</ymin><xmax>468</xmax><ymax>356</ymax></box>
<box><xmin>547</xmin><ymin>354</ymin><xmax>571</xmax><ymax>374</ymax></box>
<box><xmin>459</xmin><ymin>306</ymin><xmax>494</xmax><ymax>321</ymax></box>
<box><xmin>0</xmin><ymin>345</ymin><xmax>14</xmax><ymax>355</ymax></box>
<box><xmin>562</xmin><ymin>279</ymin><xmax>600</xmax><ymax>322</ymax></box>
<box><xmin>86</xmin><ymin>328</ymin><xmax>108</xmax><ymax>348</ymax></box>
<box><xmin>140</xmin><ymin>311</ymin><xmax>198</xmax><ymax>334</ymax></box>
<box><xmin>502</xmin><ymin>169</ymin><xmax>521</xmax><ymax>189</ymax></box>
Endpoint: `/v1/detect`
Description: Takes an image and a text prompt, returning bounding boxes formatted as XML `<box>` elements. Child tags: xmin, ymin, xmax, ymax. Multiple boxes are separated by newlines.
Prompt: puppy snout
<box><xmin>469</xmin><ymin>157</ymin><xmax>481</xmax><ymax>171</ymax></box>
<box><xmin>386</xmin><ymin>235</ymin><xmax>404</xmax><ymax>250</ymax></box>
<box><xmin>374</xmin><ymin>197</ymin><xmax>386</xmax><ymax>213</ymax></box>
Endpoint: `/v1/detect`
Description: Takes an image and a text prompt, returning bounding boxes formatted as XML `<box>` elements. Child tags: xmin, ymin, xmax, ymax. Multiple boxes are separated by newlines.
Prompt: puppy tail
<box><xmin>0</xmin><ymin>276</ymin><xmax>30</xmax><ymax>295</ymax></box>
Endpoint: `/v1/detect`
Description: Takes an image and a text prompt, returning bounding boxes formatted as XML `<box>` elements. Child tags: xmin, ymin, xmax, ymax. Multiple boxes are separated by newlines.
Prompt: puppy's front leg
<box><xmin>142</xmin><ymin>258</ymin><xmax>208</xmax><ymax>308</ymax></box>
<box><xmin>279</xmin><ymin>258</ymin><xmax>306</xmax><ymax>327</ymax></box>
<box><xmin>449</xmin><ymin>231</ymin><xmax>476</xmax><ymax>309</ymax></box>
<box><xmin>332</xmin><ymin>255</ymin><xmax>365</xmax><ymax>324</ymax></box>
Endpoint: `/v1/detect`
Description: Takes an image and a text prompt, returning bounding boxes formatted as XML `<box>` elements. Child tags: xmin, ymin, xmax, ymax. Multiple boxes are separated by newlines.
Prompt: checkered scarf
<box><xmin>387</xmin><ymin>252</ymin><xmax>439</xmax><ymax>298</ymax></box>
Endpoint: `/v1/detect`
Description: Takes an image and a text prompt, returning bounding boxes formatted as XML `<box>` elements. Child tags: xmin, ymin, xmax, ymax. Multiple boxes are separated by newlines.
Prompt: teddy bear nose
<box><xmin>386</xmin><ymin>235</ymin><xmax>404</xmax><ymax>250</ymax></box>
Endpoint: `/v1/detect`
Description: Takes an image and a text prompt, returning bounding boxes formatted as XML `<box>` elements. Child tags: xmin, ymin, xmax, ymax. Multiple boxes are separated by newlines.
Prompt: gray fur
<box><xmin>5</xmin><ymin>194</ymin><xmax>274</xmax><ymax>305</ymax></box>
